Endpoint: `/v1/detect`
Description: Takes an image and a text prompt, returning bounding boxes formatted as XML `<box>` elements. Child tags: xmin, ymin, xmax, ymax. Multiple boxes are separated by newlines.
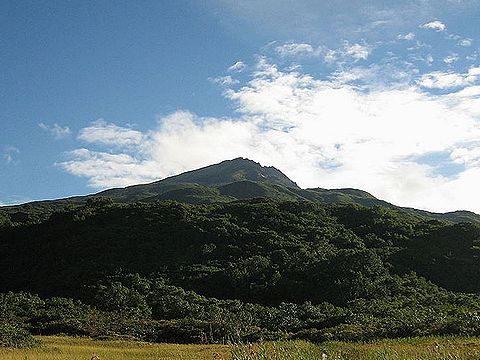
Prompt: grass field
<box><xmin>0</xmin><ymin>337</ymin><xmax>229</xmax><ymax>360</ymax></box>
<box><xmin>2</xmin><ymin>336</ymin><xmax>480</xmax><ymax>360</ymax></box>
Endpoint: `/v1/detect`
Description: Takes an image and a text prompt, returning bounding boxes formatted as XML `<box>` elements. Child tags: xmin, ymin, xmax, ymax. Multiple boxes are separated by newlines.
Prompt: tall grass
<box><xmin>2</xmin><ymin>336</ymin><xmax>480</xmax><ymax>360</ymax></box>
<box><xmin>229</xmin><ymin>338</ymin><xmax>480</xmax><ymax>360</ymax></box>
<box><xmin>0</xmin><ymin>336</ymin><xmax>229</xmax><ymax>360</ymax></box>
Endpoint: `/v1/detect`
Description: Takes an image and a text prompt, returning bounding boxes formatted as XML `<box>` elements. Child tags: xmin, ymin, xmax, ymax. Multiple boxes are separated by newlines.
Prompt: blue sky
<box><xmin>1</xmin><ymin>1</ymin><xmax>480</xmax><ymax>213</ymax></box>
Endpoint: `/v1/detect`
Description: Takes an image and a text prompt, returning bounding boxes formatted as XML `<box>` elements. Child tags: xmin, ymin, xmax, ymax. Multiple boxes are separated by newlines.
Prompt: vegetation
<box><xmin>1</xmin><ymin>197</ymin><xmax>480</xmax><ymax>345</ymax></box>
<box><xmin>0</xmin><ymin>323</ymin><xmax>36</xmax><ymax>348</ymax></box>
<box><xmin>3</xmin><ymin>336</ymin><xmax>480</xmax><ymax>359</ymax></box>
<box><xmin>0</xmin><ymin>336</ymin><xmax>229</xmax><ymax>360</ymax></box>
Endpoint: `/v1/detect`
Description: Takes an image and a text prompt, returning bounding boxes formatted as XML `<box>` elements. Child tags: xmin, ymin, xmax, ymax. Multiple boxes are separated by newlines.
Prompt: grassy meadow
<box><xmin>2</xmin><ymin>336</ymin><xmax>480</xmax><ymax>360</ymax></box>
<box><xmin>0</xmin><ymin>336</ymin><xmax>228</xmax><ymax>360</ymax></box>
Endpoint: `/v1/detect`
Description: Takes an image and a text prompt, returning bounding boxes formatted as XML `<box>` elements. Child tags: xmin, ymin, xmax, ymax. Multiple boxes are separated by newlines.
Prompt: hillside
<box><xmin>2</xmin><ymin>199</ymin><xmax>480</xmax><ymax>344</ymax></box>
<box><xmin>2</xmin><ymin>199</ymin><xmax>480</xmax><ymax>300</ymax></box>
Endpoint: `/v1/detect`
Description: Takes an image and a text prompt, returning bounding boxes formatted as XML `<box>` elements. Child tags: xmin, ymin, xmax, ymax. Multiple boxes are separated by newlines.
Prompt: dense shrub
<box><xmin>0</xmin><ymin>323</ymin><xmax>37</xmax><ymax>348</ymax></box>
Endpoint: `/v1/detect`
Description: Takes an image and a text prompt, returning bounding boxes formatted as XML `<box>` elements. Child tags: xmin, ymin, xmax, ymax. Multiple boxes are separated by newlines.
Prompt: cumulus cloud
<box><xmin>421</xmin><ymin>20</ymin><xmax>446</xmax><ymax>31</ymax></box>
<box><xmin>418</xmin><ymin>67</ymin><xmax>480</xmax><ymax>89</ymax></box>
<box><xmin>59</xmin><ymin>59</ymin><xmax>480</xmax><ymax>213</ymax></box>
<box><xmin>38</xmin><ymin>123</ymin><xmax>71</xmax><ymax>139</ymax></box>
<box><xmin>78</xmin><ymin>119</ymin><xmax>143</xmax><ymax>147</ymax></box>
<box><xmin>451</xmin><ymin>145</ymin><xmax>480</xmax><ymax>167</ymax></box>
<box><xmin>344</xmin><ymin>43</ymin><xmax>370</xmax><ymax>61</ymax></box>
<box><xmin>59</xmin><ymin>148</ymin><xmax>156</xmax><ymax>188</ymax></box>
<box><xmin>58</xmin><ymin>112</ymin><xmax>259</xmax><ymax>188</ymax></box>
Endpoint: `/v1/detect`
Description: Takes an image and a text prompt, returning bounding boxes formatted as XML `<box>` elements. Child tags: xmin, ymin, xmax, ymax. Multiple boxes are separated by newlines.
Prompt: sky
<box><xmin>1</xmin><ymin>0</ymin><xmax>480</xmax><ymax>213</ymax></box>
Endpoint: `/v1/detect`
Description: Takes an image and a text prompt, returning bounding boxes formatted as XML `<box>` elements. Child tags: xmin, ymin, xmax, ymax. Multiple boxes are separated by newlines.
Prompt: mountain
<box><xmin>2</xmin><ymin>159</ymin><xmax>480</xmax><ymax>344</ymax></box>
<box><xmin>97</xmin><ymin>157</ymin><xmax>300</xmax><ymax>203</ymax></box>
<box><xmin>2</xmin><ymin>157</ymin><xmax>480</xmax><ymax>225</ymax></box>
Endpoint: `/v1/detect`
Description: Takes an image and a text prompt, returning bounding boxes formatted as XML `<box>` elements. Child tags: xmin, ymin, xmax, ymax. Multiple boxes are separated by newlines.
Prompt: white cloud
<box><xmin>331</xmin><ymin>63</ymin><xmax>414</xmax><ymax>87</ymax></box>
<box><xmin>468</xmin><ymin>67</ymin><xmax>480</xmax><ymax>77</ymax></box>
<box><xmin>323</xmin><ymin>49</ymin><xmax>337</xmax><ymax>63</ymax></box>
<box><xmin>228</xmin><ymin>61</ymin><xmax>246</xmax><ymax>72</ymax></box>
<box><xmin>58</xmin><ymin>148</ymin><xmax>157</xmax><ymax>188</ymax></box>
<box><xmin>59</xmin><ymin>113</ymin><xmax>259</xmax><ymax>188</ymax></box>
<box><xmin>78</xmin><ymin>119</ymin><xmax>143</xmax><ymax>147</ymax></box>
<box><xmin>466</xmin><ymin>52</ymin><xmax>478</xmax><ymax>61</ymax></box>
<box><xmin>451</xmin><ymin>145</ymin><xmax>480</xmax><ymax>167</ymax></box>
<box><xmin>275</xmin><ymin>43</ymin><xmax>317</xmax><ymax>57</ymax></box>
<box><xmin>398</xmin><ymin>32</ymin><xmax>416</xmax><ymax>40</ymax></box>
<box><xmin>421</xmin><ymin>20</ymin><xmax>446</xmax><ymax>31</ymax></box>
<box><xmin>443</xmin><ymin>53</ymin><xmax>459</xmax><ymax>64</ymax></box>
<box><xmin>273</xmin><ymin>41</ymin><xmax>371</xmax><ymax>64</ymax></box>
<box><xmin>210</xmin><ymin>75</ymin><xmax>239</xmax><ymax>86</ymax></box>
<box><xmin>344</xmin><ymin>43</ymin><xmax>370</xmax><ymax>61</ymax></box>
<box><xmin>2</xmin><ymin>146</ymin><xmax>19</xmax><ymax>164</ymax></box>
<box><xmin>418</xmin><ymin>67</ymin><xmax>480</xmax><ymax>89</ymax></box>
<box><xmin>459</xmin><ymin>38</ymin><xmax>473</xmax><ymax>46</ymax></box>
<box><xmin>38</xmin><ymin>123</ymin><xmax>71</xmax><ymax>139</ymax></box>
<box><xmin>60</xmin><ymin>60</ymin><xmax>480</xmax><ymax>213</ymax></box>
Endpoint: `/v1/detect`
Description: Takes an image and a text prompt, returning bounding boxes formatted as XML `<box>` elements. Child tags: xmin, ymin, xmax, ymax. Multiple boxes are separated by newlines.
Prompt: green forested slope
<box><xmin>1</xmin><ymin>199</ymin><xmax>479</xmax><ymax>301</ymax></box>
<box><xmin>1</xmin><ymin>199</ymin><xmax>480</xmax><ymax>344</ymax></box>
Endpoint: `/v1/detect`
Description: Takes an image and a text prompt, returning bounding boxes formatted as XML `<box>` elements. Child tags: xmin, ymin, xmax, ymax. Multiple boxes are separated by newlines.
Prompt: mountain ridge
<box><xmin>2</xmin><ymin>157</ymin><xmax>479</xmax><ymax>225</ymax></box>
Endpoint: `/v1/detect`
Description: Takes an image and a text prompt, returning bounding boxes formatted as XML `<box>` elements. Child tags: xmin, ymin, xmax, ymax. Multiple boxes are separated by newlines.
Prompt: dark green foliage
<box><xmin>0</xmin><ymin>323</ymin><xmax>37</xmax><ymax>348</ymax></box>
<box><xmin>0</xmin><ymin>211</ymin><xmax>12</xmax><ymax>228</ymax></box>
<box><xmin>1</xmin><ymin>186</ymin><xmax>480</xmax><ymax>344</ymax></box>
<box><xmin>1</xmin><ymin>199</ymin><xmax>480</xmax><ymax>303</ymax></box>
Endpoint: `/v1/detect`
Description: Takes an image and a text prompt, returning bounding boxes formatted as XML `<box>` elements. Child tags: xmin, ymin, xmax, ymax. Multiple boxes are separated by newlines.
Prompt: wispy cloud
<box><xmin>212</xmin><ymin>1</ymin><xmax>477</xmax><ymax>45</ymax></box>
<box><xmin>458</xmin><ymin>38</ymin><xmax>473</xmax><ymax>46</ymax></box>
<box><xmin>210</xmin><ymin>75</ymin><xmax>239</xmax><ymax>86</ymax></box>
<box><xmin>443</xmin><ymin>53</ymin><xmax>459</xmax><ymax>64</ymax></box>
<box><xmin>78</xmin><ymin>119</ymin><xmax>143</xmax><ymax>147</ymax></box>
<box><xmin>273</xmin><ymin>41</ymin><xmax>371</xmax><ymax>63</ymax></box>
<box><xmin>228</xmin><ymin>61</ymin><xmax>246</xmax><ymax>72</ymax></box>
<box><xmin>38</xmin><ymin>123</ymin><xmax>71</xmax><ymax>139</ymax></box>
<box><xmin>398</xmin><ymin>32</ymin><xmax>415</xmax><ymax>40</ymax></box>
<box><xmin>2</xmin><ymin>146</ymin><xmax>19</xmax><ymax>164</ymax></box>
<box><xmin>275</xmin><ymin>43</ymin><xmax>317</xmax><ymax>57</ymax></box>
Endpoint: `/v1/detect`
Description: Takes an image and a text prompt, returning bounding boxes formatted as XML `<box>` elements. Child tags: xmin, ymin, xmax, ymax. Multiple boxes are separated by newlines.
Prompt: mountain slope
<box><xmin>97</xmin><ymin>157</ymin><xmax>299</xmax><ymax>202</ymax></box>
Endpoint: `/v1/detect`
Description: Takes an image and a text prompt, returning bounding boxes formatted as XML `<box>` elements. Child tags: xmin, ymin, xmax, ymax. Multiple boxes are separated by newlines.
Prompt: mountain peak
<box><xmin>161</xmin><ymin>158</ymin><xmax>300</xmax><ymax>189</ymax></box>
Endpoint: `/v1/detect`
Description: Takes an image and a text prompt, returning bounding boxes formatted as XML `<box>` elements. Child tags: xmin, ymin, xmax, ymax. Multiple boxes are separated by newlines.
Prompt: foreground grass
<box><xmin>2</xmin><ymin>336</ymin><xmax>480</xmax><ymax>359</ymax></box>
<box><xmin>0</xmin><ymin>336</ymin><xmax>229</xmax><ymax>360</ymax></box>
<box><xmin>232</xmin><ymin>337</ymin><xmax>480</xmax><ymax>359</ymax></box>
